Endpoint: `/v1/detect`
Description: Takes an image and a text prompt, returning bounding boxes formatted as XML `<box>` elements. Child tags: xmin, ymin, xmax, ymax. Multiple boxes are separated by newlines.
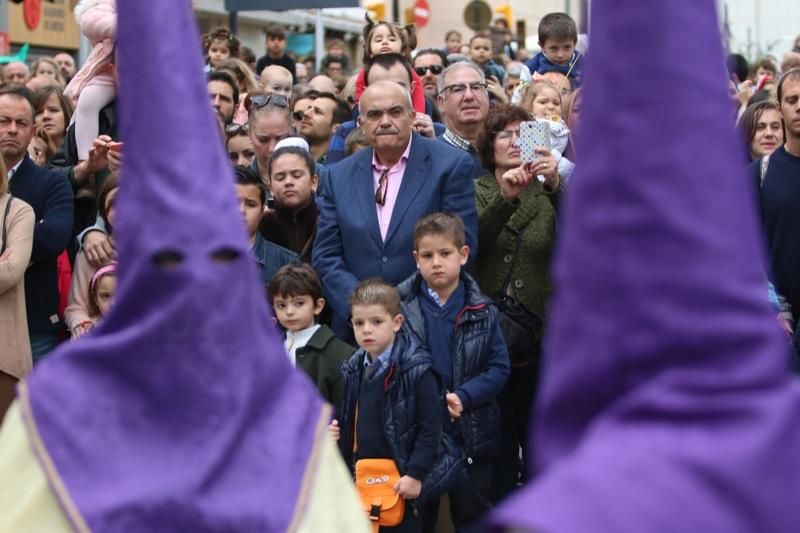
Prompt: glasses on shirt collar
<box><xmin>441</xmin><ymin>81</ymin><xmax>488</xmax><ymax>98</ymax></box>
<box><xmin>375</xmin><ymin>168</ymin><xmax>389</xmax><ymax>206</ymax></box>
<box><xmin>415</xmin><ymin>64</ymin><xmax>444</xmax><ymax>76</ymax></box>
<box><xmin>245</xmin><ymin>94</ymin><xmax>289</xmax><ymax>113</ymax></box>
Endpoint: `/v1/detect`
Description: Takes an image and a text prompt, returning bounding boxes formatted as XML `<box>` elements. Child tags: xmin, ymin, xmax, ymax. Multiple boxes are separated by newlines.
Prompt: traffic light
<box><xmin>366</xmin><ymin>0</ymin><xmax>386</xmax><ymax>22</ymax></box>
<box><xmin>495</xmin><ymin>4</ymin><xmax>512</xmax><ymax>26</ymax></box>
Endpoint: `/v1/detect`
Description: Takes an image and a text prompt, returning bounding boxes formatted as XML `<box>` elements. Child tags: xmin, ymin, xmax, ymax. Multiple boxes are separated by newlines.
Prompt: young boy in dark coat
<box><xmin>398</xmin><ymin>212</ymin><xmax>510</xmax><ymax>532</ymax></box>
<box><xmin>330</xmin><ymin>278</ymin><xmax>444</xmax><ymax>532</ymax></box>
<box><xmin>268</xmin><ymin>264</ymin><xmax>353</xmax><ymax>410</ymax></box>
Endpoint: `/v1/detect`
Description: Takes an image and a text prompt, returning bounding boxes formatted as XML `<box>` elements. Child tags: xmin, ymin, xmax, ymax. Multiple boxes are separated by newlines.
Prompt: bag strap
<box><xmin>352</xmin><ymin>402</ymin><xmax>359</xmax><ymax>454</ymax></box>
<box><xmin>760</xmin><ymin>154</ymin><xmax>771</xmax><ymax>189</ymax></box>
<box><xmin>0</xmin><ymin>195</ymin><xmax>14</xmax><ymax>256</ymax></box>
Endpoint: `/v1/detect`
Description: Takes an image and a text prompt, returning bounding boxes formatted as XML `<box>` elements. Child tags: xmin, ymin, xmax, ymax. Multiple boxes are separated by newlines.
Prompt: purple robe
<box><xmin>18</xmin><ymin>0</ymin><xmax>330</xmax><ymax>530</ymax></box>
<box><xmin>490</xmin><ymin>0</ymin><xmax>800</xmax><ymax>531</ymax></box>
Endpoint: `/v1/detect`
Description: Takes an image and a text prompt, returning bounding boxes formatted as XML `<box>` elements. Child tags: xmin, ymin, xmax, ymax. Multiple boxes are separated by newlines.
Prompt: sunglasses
<box><xmin>245</xmin><ymin>94</ymin><xmax>289</xmax><ymax>112</ymax></box>
<box><xmin>414</xmin><ymin>65</ymin><xmax>444</xmax><ymax>76</ymax></box>
<box><xmin>225</xmin><ymin>123</ymin><xmax>249</xmax><ymax>136</ymax></box>
<box><xmin>292</xmin><ymin>111</ymin><xmax>305</xmax><ymax>122</ymax></box>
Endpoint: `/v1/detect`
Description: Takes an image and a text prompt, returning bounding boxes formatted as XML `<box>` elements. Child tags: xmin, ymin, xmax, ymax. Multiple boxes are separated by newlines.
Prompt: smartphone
<box><xmin>517</xmin><ymin>121</ymin><xmax>551</xmax><ymax>163</ymax></box>
<box><xmin>108</xmin><ymin>141</ymin><xmax>123</xmax><ymax>152</ymax></box>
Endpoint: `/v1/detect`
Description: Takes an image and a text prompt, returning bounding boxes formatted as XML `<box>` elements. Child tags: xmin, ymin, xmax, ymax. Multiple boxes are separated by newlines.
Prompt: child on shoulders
<box><xmin>526</xmin><ymin>12</ymin><xmax>584</xmax><ymax>87</ymax></box>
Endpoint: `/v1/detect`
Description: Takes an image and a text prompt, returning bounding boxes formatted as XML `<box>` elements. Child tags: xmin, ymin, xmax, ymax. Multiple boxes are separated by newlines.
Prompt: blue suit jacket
<box><xmin>313</xmin><ymin>134</ymin><xmax>478</xmax><ymax>336</ymax></box>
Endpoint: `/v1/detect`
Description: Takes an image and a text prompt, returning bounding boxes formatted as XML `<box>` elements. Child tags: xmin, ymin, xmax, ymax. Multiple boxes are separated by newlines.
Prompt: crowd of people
<box><xmin>0</xmin><ymin>0</ymin><xmax>799</xmax><ymax>529</ymax></box>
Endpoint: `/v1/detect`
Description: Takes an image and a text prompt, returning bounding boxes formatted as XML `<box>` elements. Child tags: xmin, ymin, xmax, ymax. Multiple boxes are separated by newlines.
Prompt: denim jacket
<box><xmin>251</xmin><ymin>233</ymin><xmax>299</xmax><ymax>284</ymax></box>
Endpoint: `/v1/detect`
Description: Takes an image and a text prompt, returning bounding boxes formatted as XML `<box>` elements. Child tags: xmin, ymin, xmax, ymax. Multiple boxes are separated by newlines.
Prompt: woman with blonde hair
<box><xmin>0</xmin><ymin>156</ymin><xmax>35</xmax><ymax>421</ymax></box>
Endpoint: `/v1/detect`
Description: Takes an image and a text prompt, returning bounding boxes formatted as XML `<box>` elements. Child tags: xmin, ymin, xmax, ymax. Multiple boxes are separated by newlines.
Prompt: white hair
<box><xmin>437</xmin><ymin>61</ymin><xmax>486</xmax><ymax>94</ymax></box>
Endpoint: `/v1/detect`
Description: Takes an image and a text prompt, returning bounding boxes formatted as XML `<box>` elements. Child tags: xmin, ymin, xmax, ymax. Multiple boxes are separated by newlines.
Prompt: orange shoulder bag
<box><xmin>353</xmin><ymin>403</ymin><xmax>405</xmax><ymax>531</ymax></box>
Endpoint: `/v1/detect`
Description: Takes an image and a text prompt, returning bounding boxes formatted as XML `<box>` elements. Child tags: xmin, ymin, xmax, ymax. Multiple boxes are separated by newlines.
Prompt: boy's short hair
<box><xmin>233</xmin><ymin>165</ymin><xmax>267</xmax><ymax>206</ymax></box>
<box><xmin>469</xmin><ymin>30</ymin><xmax>492</xmax><ymax>46</ymax></box>
<box><xmin>268</xmin><ymin>263</ymin><xmax>324</xmax><ymax>302</ymax></box>
<box><xmin>327</xmin><ymin>38</ymin><xmax>345</xmax><ymax>51</ymax></box>
<box><xmin>445</xmin><ymin>30</ymin><xmax>462</xmax><ymax>43</ymax></box>
<box><xmin>413</xmin><ymin>212</ymin><xmax>466</xmax><ymax>250</ymax></box>
<box><xmin>538</xmin><ymin>12</ymin><xmax>578</xmax><ymax>45</ymax></box>
<box><xmin>345</xmin><ymin>127</ymin><xmax>368</xmax><ymax>156</ymax></box>
<box><xmin>266</xmin><ymin>24</ymin><xmax>286</xmax><ymax>39</ymax></box>
<box><xmin>350</xmin><ymin>278</ymin><xmax>401</xmax><ymax>317</ymax></box>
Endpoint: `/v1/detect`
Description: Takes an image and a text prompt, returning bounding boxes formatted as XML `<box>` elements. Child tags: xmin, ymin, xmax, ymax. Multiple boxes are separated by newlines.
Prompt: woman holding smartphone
<box><xmin>473</xmin><ymin>103</ymin><xmax>561</xmax><ymax>504</ymax></box>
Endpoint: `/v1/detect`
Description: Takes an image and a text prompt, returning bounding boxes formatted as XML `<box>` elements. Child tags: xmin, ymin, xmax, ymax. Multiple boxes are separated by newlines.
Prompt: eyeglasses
<box><xmin>414</xmin><ymin>65</ymin><xmax>444</xmax><ymax>76</ymax></box>
<box><xmin>496</xmin><ymin>128</ymin><xmax>520</xmax><ymax>141</ymax></box>
<box><xmin>225</xmin><ymin>123</ymin><xmax>249</xmax><ymax>136</ymax></box>
<box><xmin>245</xmin><ymin>94</ymin><xmax>289</xmax><ymax>112</ymax></box>
<box><xmin>441</xmin><ymin>81</ymin><xmax>488</xmax><ymax>98</ymax></box>
<box><xmin>292</xmin><ymin>111</ymin><xmax>305</xmax><ymax>122</ymax></box>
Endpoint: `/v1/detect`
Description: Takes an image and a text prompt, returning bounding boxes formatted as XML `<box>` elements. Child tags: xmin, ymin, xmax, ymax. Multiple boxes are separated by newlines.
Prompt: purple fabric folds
<box><xmin>490</xmin><ymin>1</ymin><xmax>800</xmax><ymax>532</ymax></box>
<box><xmin>21</xmin><ymin>0</ymin><xmax>328</xmax><ymax>530</ymax></box>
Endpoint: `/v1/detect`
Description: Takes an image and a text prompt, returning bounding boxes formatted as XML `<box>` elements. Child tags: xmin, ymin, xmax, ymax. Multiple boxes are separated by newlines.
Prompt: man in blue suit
<box><xmin>313</xmin><ymin>81</ymin><xmax>478</xmax><ymax>336</ymax></box>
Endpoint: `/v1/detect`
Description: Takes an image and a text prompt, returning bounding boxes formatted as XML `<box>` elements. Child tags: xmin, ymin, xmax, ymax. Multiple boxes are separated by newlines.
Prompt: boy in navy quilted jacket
<box><xmin>330</xmin><ymin>278</ymin><xmax>442</xmax><ymax>532</ymax></box>
<box><xmin>398</xmin><ymin>212</ymin><xmax>510</xmax><ymax>532</ymax></box>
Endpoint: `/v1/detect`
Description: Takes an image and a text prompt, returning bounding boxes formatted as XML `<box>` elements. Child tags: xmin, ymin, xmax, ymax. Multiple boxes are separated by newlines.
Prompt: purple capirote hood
<box><xmin>490</xmin><ymin>0</ymin><xmax>800</xmax><ymax>532</ymax></box>
<box><xmin>20</xmin><ymin>0</ymin><xmax>328</xmax><ymax>530</ymax></box>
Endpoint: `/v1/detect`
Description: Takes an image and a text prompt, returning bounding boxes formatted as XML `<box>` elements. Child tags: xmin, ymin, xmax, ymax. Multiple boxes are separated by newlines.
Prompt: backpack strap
<box><xmin>0</xmin><ymin>195</ymin><xmax>13</xmax><ymax>256</ymax></box>
<box><xmin>760</xmin><ymin>154</ymin><xmax>771</xmax><ymax>189</ymax></box>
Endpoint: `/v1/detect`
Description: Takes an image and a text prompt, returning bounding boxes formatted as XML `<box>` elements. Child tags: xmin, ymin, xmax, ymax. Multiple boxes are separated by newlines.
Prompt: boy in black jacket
<box><xmin>399</xmin><ymin>212</ymin><xmax>510</xmax><ymax>532</ymax></box>
<box><xmin>331</xmin><ymin>278</ymin><xmax>442</xmax><ymax>532</ymax></box>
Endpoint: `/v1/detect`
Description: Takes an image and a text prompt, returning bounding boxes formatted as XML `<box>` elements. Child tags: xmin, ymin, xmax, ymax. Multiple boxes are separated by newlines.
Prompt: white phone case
<box><xmin>517</xmin><ymin>121</ymin><xmax>551</xmax><ymax>162</ymax></box>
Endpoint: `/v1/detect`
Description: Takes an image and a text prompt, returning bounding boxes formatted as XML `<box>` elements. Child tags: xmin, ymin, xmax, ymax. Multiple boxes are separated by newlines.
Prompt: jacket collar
<box><xmin>354</xmin><ymin>134</ymin><xmax>431</xmax><ymax>247</ymax></box>
<box><xmin>302</xmin><ymin>324</ymin><xmax>334</xmax><ymax>351</ymax></box>
<box><xmin>399</xmin><ymin>270</ymin><xmax>492</xmax><ymax>309</ymax></box>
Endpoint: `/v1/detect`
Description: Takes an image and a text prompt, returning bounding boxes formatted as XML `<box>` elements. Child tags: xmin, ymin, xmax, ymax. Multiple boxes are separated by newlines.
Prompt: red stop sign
<box><xmin>413</xmin><ymin>0</ymin><xmax>430</xmax><ymax>28</ymax></box>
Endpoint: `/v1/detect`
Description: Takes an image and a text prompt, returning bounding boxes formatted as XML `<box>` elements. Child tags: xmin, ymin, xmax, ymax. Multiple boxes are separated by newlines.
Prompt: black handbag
<box><xmin>496</xmin><ymin>224</ymin><xmax>544</xmax><ymax>367</ymax></box>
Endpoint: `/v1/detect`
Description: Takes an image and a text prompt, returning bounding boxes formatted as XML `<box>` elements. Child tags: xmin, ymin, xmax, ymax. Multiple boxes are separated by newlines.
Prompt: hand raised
<box><xmin>498</xmin><ymin>165</ymin><xmax>534</xmax><ymax>202</ymax></box>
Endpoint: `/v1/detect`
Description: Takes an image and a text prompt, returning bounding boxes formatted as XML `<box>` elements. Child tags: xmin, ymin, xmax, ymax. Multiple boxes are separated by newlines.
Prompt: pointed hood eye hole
<box><xmin>210</xmin><ymin>248</ymin><xmax>241</xmax><ymax>263</ymax></box>
<box><xmin>151</xmin><ymin>249</ymin><xmax>185</xmax><ymax>268</ymax></box>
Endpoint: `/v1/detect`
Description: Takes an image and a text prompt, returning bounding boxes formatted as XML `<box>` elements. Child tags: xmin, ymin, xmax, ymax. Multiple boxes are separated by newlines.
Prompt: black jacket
<box><xmin>8</xmin><ymin>155</ymin><xmax>73</xmax><ymax>335</ymax></box>
<box><xmin>399</xmin><ymin>271</ymin><xmax>510</xmax><ymax>458</ymax></box>
<box><xmin>338</xmin><ymin>328</ymin><xmax>464</xmax><ymax>502</ymax></box>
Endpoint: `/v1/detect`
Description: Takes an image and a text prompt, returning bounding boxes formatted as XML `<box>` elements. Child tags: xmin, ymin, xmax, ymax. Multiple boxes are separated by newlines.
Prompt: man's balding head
<box><xmin>358</xmin><ymin>81</ymin><xmax>414</xmax><ymax>162</ymax></box>
<box><xmin>3</xmin><ymin>62</ymin><xmax>30</xmax><ymax>85</ymax></box>
<box><xmin>308</xmin><ymin>75</ymin><xmax>337</xmax><ymax>95</ymax></box>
